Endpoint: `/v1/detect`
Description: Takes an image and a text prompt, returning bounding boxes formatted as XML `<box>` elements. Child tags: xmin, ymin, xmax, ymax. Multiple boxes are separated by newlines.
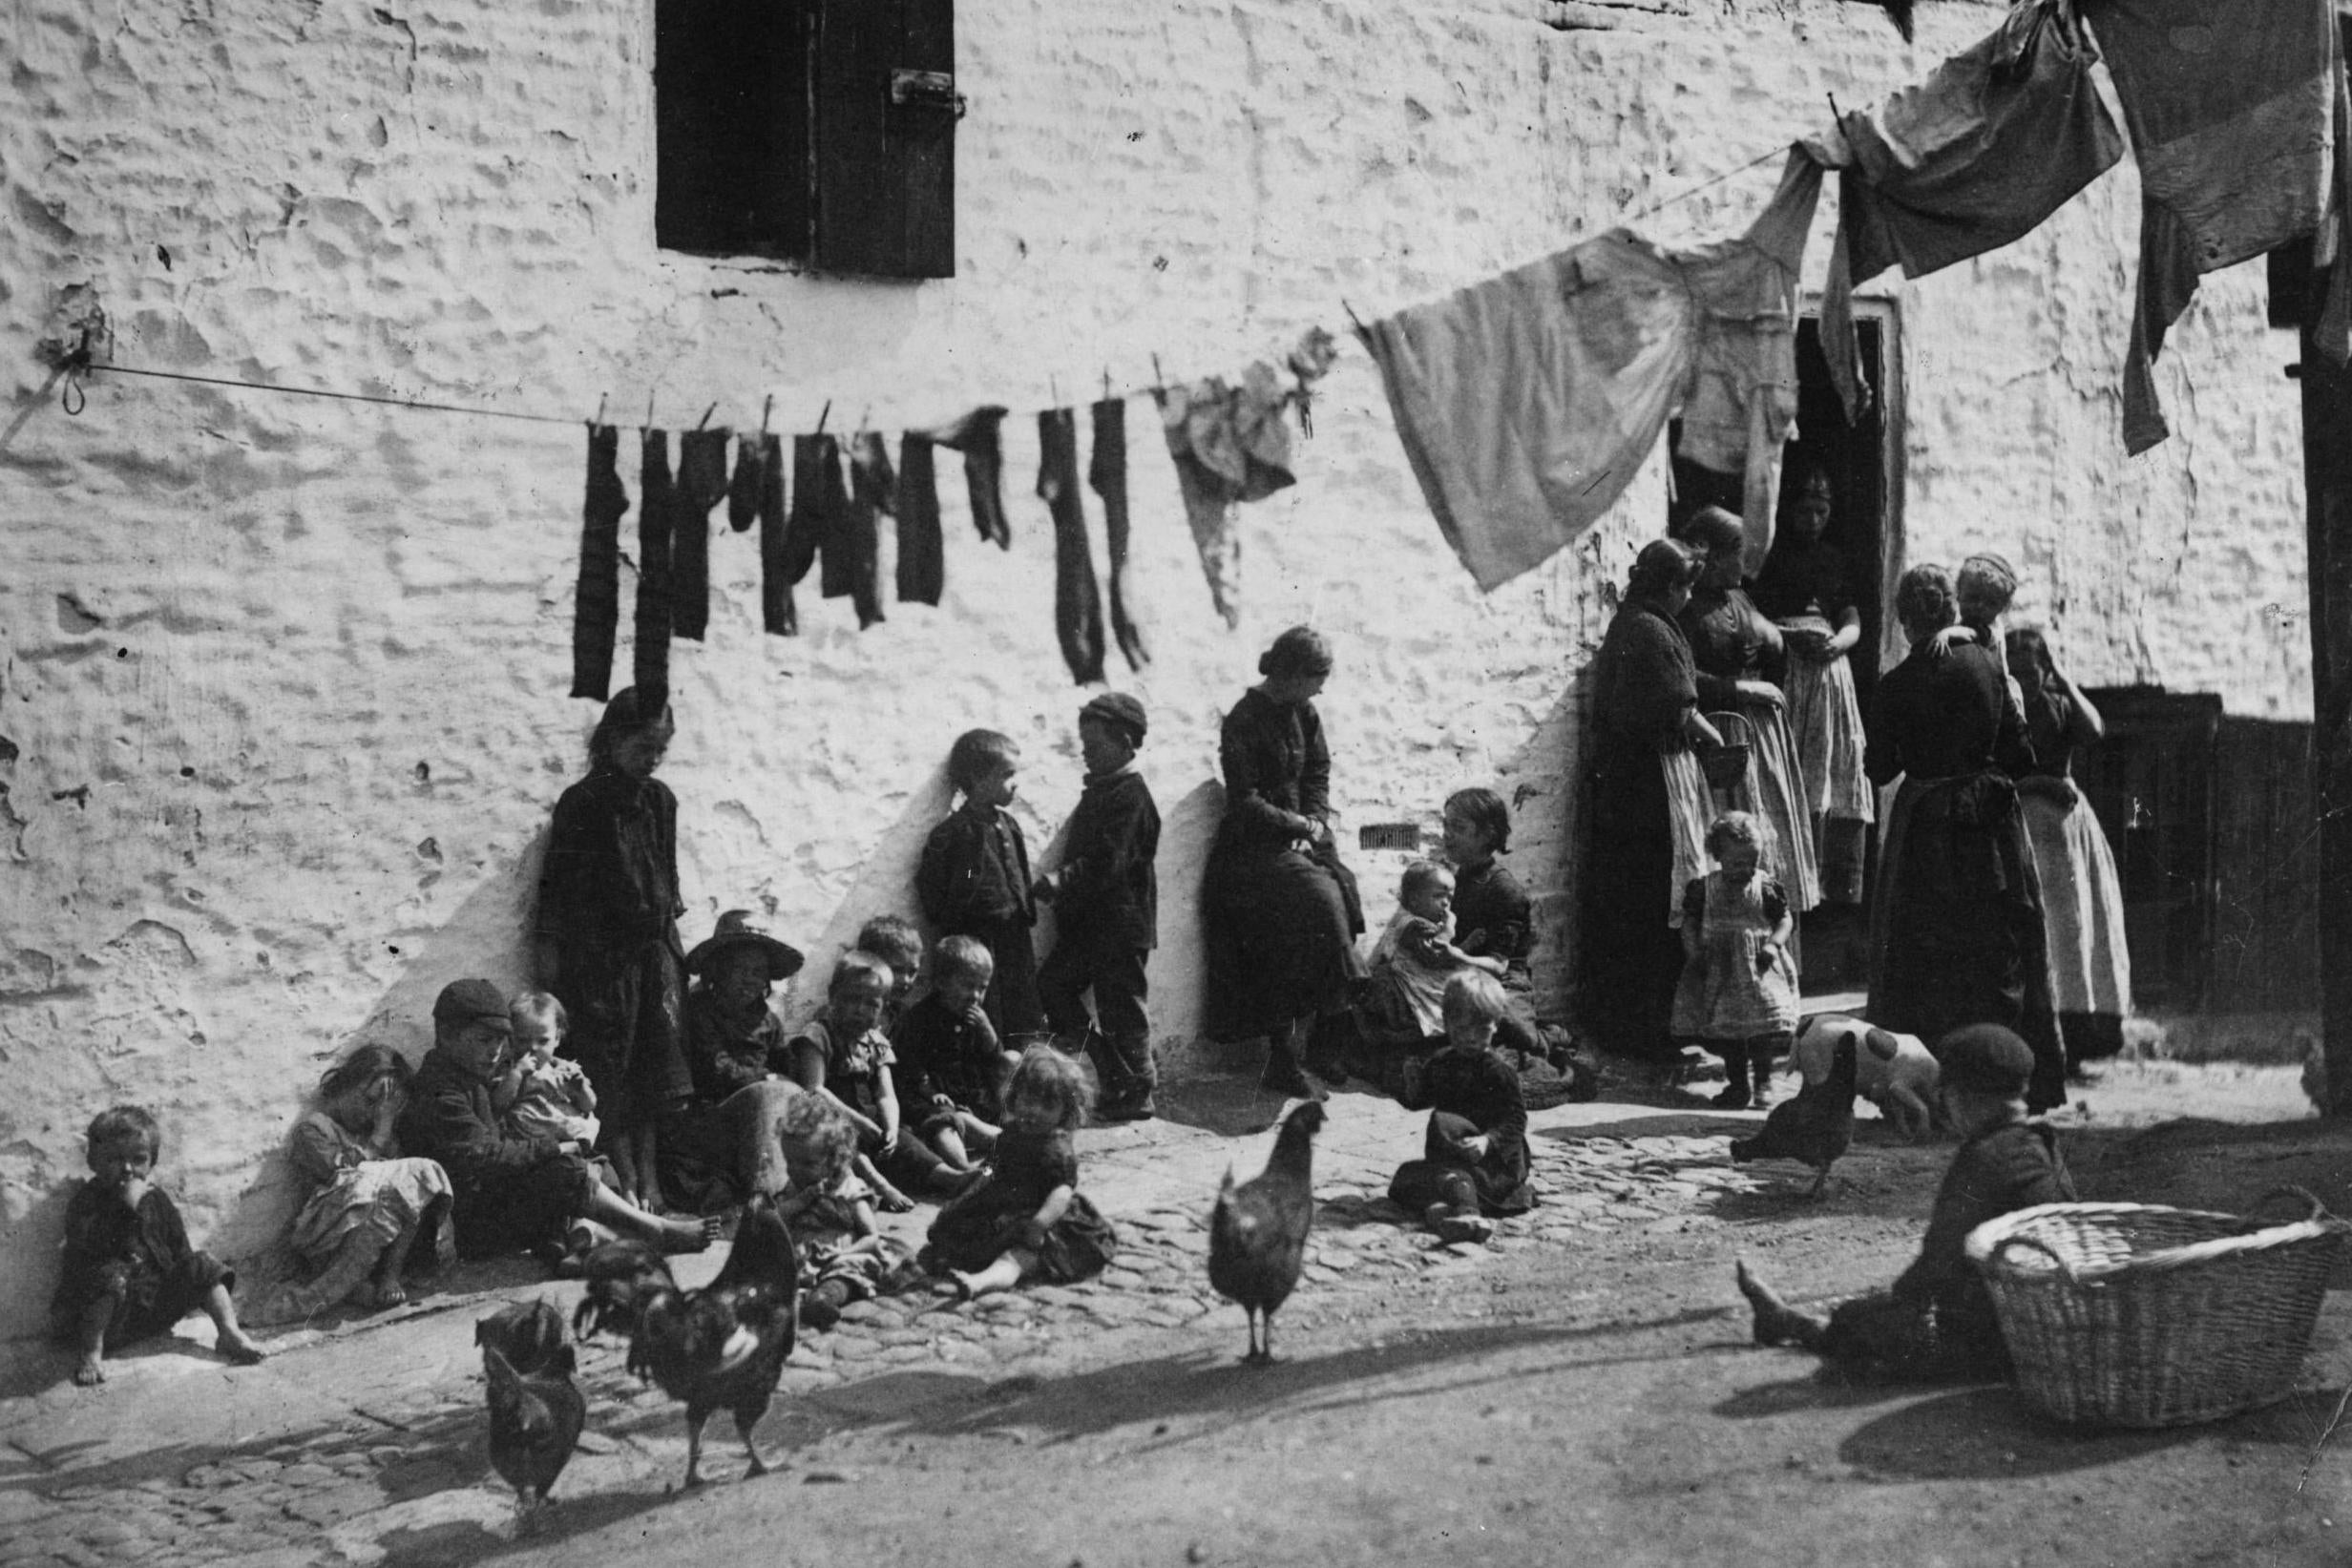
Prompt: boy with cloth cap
<box><xmin>398</xmin><ymin>978</ymin><xmax>714</xmax><ymax>1263</ymax></box>
<box><xmin>1035</xmin><ymin>692</ymin><xmax>1162</xmax><ymax>1120</ymax></box>
<box><xmin>1732</xmin><ymin>1023</ymin><xmax>2073</xmax><ymax>1383</ymax></box>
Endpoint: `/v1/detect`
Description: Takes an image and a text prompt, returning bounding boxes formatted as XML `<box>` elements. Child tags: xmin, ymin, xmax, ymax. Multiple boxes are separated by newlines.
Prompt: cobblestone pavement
<box><xmin>0</xmin><ymin>1083</ymin><xmax>1953</xmax><ymax>1568</ymax></box>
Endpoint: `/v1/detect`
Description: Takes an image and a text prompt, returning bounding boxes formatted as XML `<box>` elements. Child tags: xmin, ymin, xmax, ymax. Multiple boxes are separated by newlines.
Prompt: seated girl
<box><xmin>787</xmin><ymin>951</ymin><xmax>970</xmax><ymax>1209</ymax></box>
<box><xmin>1387</xmin><ymin>973</ymin><xmax>1536</xmax><ymax>1245</ymax></box>
<box><xmin>923</xmin><ymin>1047</ymin><xmax>1118</xmax><ymax>1302</ymax></box>
<box><xmin>262</xmin><ymin>1046</ymin><xmax>455</xmax><ymax>1322</ymax></box>
<box><xmin>768</xmin><ymin>1095</ymin><xmax>923</xmax><ymax>1329</ymax></box>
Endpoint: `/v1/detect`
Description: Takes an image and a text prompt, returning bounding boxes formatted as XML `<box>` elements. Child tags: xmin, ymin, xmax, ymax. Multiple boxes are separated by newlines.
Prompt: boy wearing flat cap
<box><xmin>1035</xmin><ymin>692</ymin><xmax>1162</xmax><ymax>1120</ymax></box>
<box><xmin>1732</xmin><ymin>1023</ymin><xmax>2074</xmax><ymax>1382</ymax></box>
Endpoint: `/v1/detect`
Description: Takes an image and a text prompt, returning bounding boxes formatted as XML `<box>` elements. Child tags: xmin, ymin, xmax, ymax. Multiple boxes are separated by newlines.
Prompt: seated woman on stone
<box><xmin>662</xmin><ymin>910</ymin><xmax>812</xmax><ymax>1210</ymax></box>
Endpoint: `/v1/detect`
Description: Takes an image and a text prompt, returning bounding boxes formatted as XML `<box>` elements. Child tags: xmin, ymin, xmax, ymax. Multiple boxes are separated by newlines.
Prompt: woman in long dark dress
<box><xmin>1582</xmin><ymin>539</ymin><xmax>1719</xmax><ymax>1067</ymax></box>
<box><xmin>1866</xmin><ymin>568</ymin><xmax>2066</xmax><ymax>1111</ymax></box>
<box><xmin>534</xmin><ymin>687</ymin><xmax>696</xmax><ymax>1211</ymax></box>
<box><xmin>1202</xmin><ymin>626</ymin><xmax>1363</xmax><ymax>1098</ymax></box>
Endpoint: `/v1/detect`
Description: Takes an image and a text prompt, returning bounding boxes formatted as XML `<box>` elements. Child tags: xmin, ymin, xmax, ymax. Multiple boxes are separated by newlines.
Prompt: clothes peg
<box><xmin>697</xmin><ymin>401</ymin><xmax>717</xmax><ymax>430</ymax></box>
<box><xmin>1151</xmin><ymin>353</ymin><xmax>1166</xmax><ymax>390</ymax></box>
<box><xmin>1102</xmin><ymin>367</ymin><xmax>1112</xmax><ymax>403</ymax></box>
<box><xmin>593</xmin><ymin>393</ymin><xmax>608</xmax><ymax>427</ymax></box>
<box><xmin>760</xmin><ymin>394</ymin><xmax>772</xmax><ymax>434</ymax></box>
<box><xmin>815</xmin><ymin>399</ymin><xmax>831</xmax><ymax>434</ymax></box>
<box><xmin>645</xmin><ymin>392</ymin><xmax>658</xmax><ymax>429</ymax></box>
<box><xmin>1049</xmin><ymin>374</ymin><xmax>1060</xmax><ymax>408</ymax></box>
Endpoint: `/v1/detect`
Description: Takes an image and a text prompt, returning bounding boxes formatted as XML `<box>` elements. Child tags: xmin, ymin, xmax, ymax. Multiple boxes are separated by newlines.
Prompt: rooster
<box><xmin>1730</xmin><ymin>1026</ymin><xmax>1857</xmax><ymax>1199</ymax></box>
<box><xmin>483</xmin><ymin>1339</ymin><xmax>585</xmax><ymax>1527</ymax></box>
<box><xmin>572</xmin><ymin>1236</ymin><xmax>678</xmax><ymax>1344</ymax></box>
<box><xmin>627</xmin><ymin>1204</ymin><xmax>799</xmax><ymax>1489</ymax></box>
<box><xmin>1208</xmin><ymin>1099</ymin><xmax>1325</xmax><ymax>1365</ymax></box>
<box><xmin>475</xmin><ymin>1297</ymin><xmax>569</xmax><ymax>1376</ymax></box>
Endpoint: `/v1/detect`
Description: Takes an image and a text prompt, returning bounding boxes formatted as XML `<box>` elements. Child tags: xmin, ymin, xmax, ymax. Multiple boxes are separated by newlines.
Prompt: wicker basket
<box><xmin>1967</xmin><ymin>1188</ymin><xmax>2348</xmax><ymax>1429</ymax></box>
<box><xmin>1698</xmin><ymin>710</ymin><xmax>1754</xmax><ymax>793</ymax></box>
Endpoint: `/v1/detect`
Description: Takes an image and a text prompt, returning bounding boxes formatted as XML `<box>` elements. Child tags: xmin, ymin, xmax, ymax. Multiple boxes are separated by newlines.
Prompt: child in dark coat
<box><xmin>1035</xmin><ymin>692</ymin><xmax>1162</xmax><ymax>1120</ymax></box>
<box><xmin>1387</xmin><ymin>973</ymin><xmax>1536</xmax><ymax>1245</ymax></box>
<box><xmin>1735</xmin><ymin>1023</ymin><xmax>2075</xmax><ymax>1383</ymax></box>
<box><xmin>50</xmin><ymin>1106</ymin><xmax>266</xmax><ymax>1384</ymax></box>
<box><xmin>892</xmin><ymin>935</ymin><xmax>1021</xmax><ymax>1168</ymax></box>
<box><xmin>917</xmin><ymin>729</ymin><xmax>1045</xmax><ymax>1041</ymax></box>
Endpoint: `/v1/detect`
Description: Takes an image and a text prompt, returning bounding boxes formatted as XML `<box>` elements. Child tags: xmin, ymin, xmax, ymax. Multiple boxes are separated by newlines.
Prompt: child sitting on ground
<box><xmin>1388</xmin><ymin>973</ymin><xmax>1537</xmax><ymax>1245</ymax></box>
<box><xmin>1671</xmin><ymin>811</ymin><xmax>1798</xmax><ymax>1110</ymax></box>
<box><xmin>855</xmin><ymin>913</ymin><xmax>927</xmax><ymax>1033</ymax></box>
<box><xmin>1441</xmin><ymin>787</ymin><xmax>1592</xmax><ymax>1093</ymax></box>
<box><xmin>1356</xmin><ymin>860</ymin><xmax>1506</xmax><ymax>1057</ymax></box>
<box><xmin>769</xmin><ymin>1095</ymin><xmax>923</xmax><ymax>1330</ymax></box>
<box><xmin>892</xmin><ymin>935</ymin><xmax>1018</xmax><ymax>1170</ymax></box>
<box><xmin>787</xmin><ymin>951</ymin><xmax>972</xmax><ymax>1209</ymax></box>
<box><xmin>923</xmin><ymin>1046</ymin><xmax>1119</xmax><ymax>1301</ymax></box>
<box><xmin>916</xmin><ymin>728</ymin><xmax>1045</xmax><ymax>1042</ymax></box>
<box><xmin>1736</xmin><ymin>1024</ymin><xmax>2075</xmax><ymax>1383</ymax></box>
<box><xmin>498</xmin><ymin>993</ymin><xmax>601</xmax><ymax>1148</ymax></box>
<box><xmin>263</xmin><ymin>1045</ymin><xmax>455</xmax><ymax>1323</ymax></box>
<box><xmin>50</xmin><ymin>1106</ymin><xmax>267</xmax><ymax>1384</ymax></box>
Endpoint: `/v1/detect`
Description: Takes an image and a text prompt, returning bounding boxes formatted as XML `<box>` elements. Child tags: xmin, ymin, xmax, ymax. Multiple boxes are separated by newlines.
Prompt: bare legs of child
<box><xmin>1733</xmin><ymin>1259</ymin><xmax>1829</xmax><ymax>1350</ymax></box>
<box><xmin>72</xmin><ymin>1283</ymin><xmax>266</xmax><ymax>1385</ymax></box>
<box><xmin>924</xmin><ymin>1113</ymin><xmax>998</xmax><ymax>1175</ymax></box>
<box><xmin>583</xmin><ymin>1174</ymin><xmax>719</xmax><ymax>1253</ymax></box>
<box><xmin>941</xmin><ymin>1247</ymin><xmax>1032</xmax><ymax>1302</ymax></box>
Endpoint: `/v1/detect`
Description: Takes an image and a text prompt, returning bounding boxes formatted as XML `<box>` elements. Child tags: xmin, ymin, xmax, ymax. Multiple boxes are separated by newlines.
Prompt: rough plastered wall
<box><xmin>0</xmin><ymin>0</ymin><xmax>2309</xmax><ymax>1336</ymax></box>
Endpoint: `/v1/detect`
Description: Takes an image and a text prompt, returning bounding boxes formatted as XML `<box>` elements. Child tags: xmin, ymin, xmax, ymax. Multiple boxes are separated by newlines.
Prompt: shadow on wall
<box><xmin>778</xmin><ymin>763</ymin><xmax>959</xmax><ymax>1028</ymax></box>
<box><xmin>1486</xmin><ymin>661</ymin><xmax>1595</xmax><ymax>1028</ymax></box>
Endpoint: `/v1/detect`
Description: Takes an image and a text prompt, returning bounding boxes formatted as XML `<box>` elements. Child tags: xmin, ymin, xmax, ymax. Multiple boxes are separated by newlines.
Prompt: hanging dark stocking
<box><xmin>1090</xmin><ymin>397</ymin><xmax>1148</xmax><ymax>670</ymax></box>
<box><xmin>634</xmin><ymin>430</ymin><xmax>675</xmax><ymax>709</ymax></box>
<box><xmin>845</xmin><ymin>432</ymin><xmax>894</xmax><ymax>630</ymax></box>
<box><xmin>1038</xmin><ymin>408</ymin><xmax>1107</xmax><ymax>685</ymax></box>
<box><xmin>896</xmin><ymin>432</ymin><xmax>945</xmax><ymax>605</ymax></box>
<box><xmin>757</xmin><ymin>432</ymin><xmax>794</xmax><ymax>636</ymax></box>
<box><xmin>671</xmin><ymin>428</ymin><xmax>730</xmax><ymax>642</ymax></box>
<box><xmin>572</xmin><ymin>423</ymin><xmax>628</xmax><ymax>701</ymax></box>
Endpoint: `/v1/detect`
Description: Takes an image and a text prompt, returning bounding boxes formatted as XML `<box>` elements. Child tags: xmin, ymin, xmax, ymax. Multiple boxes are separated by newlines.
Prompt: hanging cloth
<box><xmin>726</xmin><ymin>431</ymin><xmax>766</xmax><ymax>533</ymax></box>
<box><xmin>1150</xmin><ymin>362</ymin><xmax>1307</xmax><ymax>628</ymax></box>
<box><xmin>896</xmin><ymin>432</ymin><xmax>946</xmax><ymax>606</ymax></box>
<box><xmin>634</xmin><ymin>430</ymin><xmax>675</xmax><ymax>709</ymax></box>
<box><xmin>672</xmin><ymin>428</ymin><xmax>730</xmax><ymax>642</ymax></box>
<box><xmin>845</xmin><ymin>432</ymin><xmax>894</xmax><ymax>630</ymax></box>
<box><xmin>2089</xmin><ymin>0</ymin><xmax>2343</xmax><ymax>453</ymax></box>
<box><xmin>1091</xmin><ymin>397</ymin><xmax>1148</xmax><ymax>669</ymax></box>
<box><xmin>756</xmin><ymin>432</ymin><xmax>794</xmax><ymax>636</ymax></box>
<box><xmin>1811</xmin><ymin>0</ymin><xmax>2124</xmax><ymax>426</ymax></box>
<box><xmin>785</xmin><ymin>434</ymin><xmax>847</xmax><ymax>630</ymax></box>
<box><xmin>1039</xmin><ymin>408</ymin><xmax>1108</xmax><ymax>685</ymax></box>
<box><xmin>572</xmin><ymin>423</ymin><xmax>628</xmax><ymax>701</ymax></box>
<box><xmin>928</xmin><ymin>406</ymin><xmax>1013</xmax><ymax>547</ymax></box>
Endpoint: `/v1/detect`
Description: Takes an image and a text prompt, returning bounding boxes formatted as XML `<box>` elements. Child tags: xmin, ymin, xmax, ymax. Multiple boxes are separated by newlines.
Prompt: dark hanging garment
<box><xmin>634</xmin><ymin>430</ymin><xmax>675</xmax><ymax>710</ymax></box>
<box><xmin>818</xmin><ymin>433</ymin><xmax>862</xmax><ymax>601</ymax></box>
<box><xmin>726</xmin><ymin>431</ymin><xmax>765</xmax><ymax>532</ymax></box>
<box><xmin>1038</xmin><ymin>408</ymin><xmax>1107</xmax><ymax>686</ymax></box>
<box><xmin>788</xmin><ymin>435</ymin><xmax>847</xmax><ymax>621</ymax></box>
<box><xmin>672</xmin><ymin>428</ymin><xmax>730</xmax><ymax>642</ymax></box>
<box><xmin>1090</xmin><ymin>397</ymin><xmax>1148</xmax><ymax>670</ymax></box>
<box><xmin>929</xmin><ymin>406</ymin><xmax>1012</xmax><ymax>548</ymax></box>
<box><xmin>845</xmin><ymin>431</ymin><xmax>894</xmax><ymax>630</ymax></box>
<box><xmin>757</xmin><ymin>432</ymin><xmax>793</xmax><ymax>636</ymax></box>
<box><xmin>572</xmin><ymin>424</ymin><xmax>629</xmax><ymax>701</ymax></box>
<box><xmin>896</xmin><ymin>432</ymin><xmax>945</xmax><ymax>605</ymax></box>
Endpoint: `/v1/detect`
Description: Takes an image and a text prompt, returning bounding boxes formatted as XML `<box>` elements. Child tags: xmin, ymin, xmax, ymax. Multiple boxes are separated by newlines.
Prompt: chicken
<box><xmin>1208</xmin><ymin>1098</ymin><xmax>1325</xmax><ymax>1365</ymax></box>
<box><xmin>475</xmin><ymin>1296</ymin><xmax>569</xmax><ymax>1376</ymax></box>
<box><xmin>1730</xmin><ymin>1026</ymin><xmax>1857</xmax><ymax>1199</ymax></box>
<box><xmin>482</xmin><ymin>1340</ymin><xmax>585</xmax><ymax>1526</ymax></box>
<box><xmin>571</xmin><ymin>1236</ymin><xmax>678</xmax><ymax>1343</ymax></box>
<box><xmin>626</xmin><ymin>1204</ymin><xmax>799</xmax><ymax>1489</ymax></box>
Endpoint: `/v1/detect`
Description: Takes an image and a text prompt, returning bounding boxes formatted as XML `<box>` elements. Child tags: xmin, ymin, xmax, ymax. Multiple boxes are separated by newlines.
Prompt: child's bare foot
<box><xmin>218</xmin><ymin>1329</ymin><xmax>267</xmax><ymax>1367</ymax></box>
<box><xmin>933</xmin><ymin>1272</ymin><xmax>976</xmax><ymax>1303</ymax></box>
<box><xmin>368</xmin><ymin>1279</ymin><xmax>409</xmax><ymax>1309</ymax></box>
<box><xmin>875</xmin><ymin>1186</ymin><xmax>915</xmax><ymax>1214</ymax></box>
<box><xmin>73</xmin><ymin>1354</ymin><xmax>106</xmax><ymax>1386</ymax></box>
<box><xmin>655</xmin><ymin>1215</ymin><xmax>720</xmax><ymax>1254</ymax></box>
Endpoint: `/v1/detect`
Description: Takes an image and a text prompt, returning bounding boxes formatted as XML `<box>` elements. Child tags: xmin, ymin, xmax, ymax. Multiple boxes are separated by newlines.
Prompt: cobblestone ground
<box><xmin>0</xmin><ymin>1102</ymin><xmax>1944</xmax><ymax>1568</ymax></box>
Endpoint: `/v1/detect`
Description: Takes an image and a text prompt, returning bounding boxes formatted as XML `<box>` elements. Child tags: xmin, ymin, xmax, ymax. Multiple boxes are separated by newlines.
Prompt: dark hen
<box><xmin>572</xmin><ymin>1237</ymin><xmax>678</xmax><ymax>1343</ymax></box>
<box><xmin>1731</xmin><ymin>1026</ymin><xmax>1857</xmax><ymax>1199</ymax></box>
<box><xmin>627</xmin><ymin>1205</ymin><xmax>799</xmax><ymax>1489</ymax></box>
<box><xmin>1208</xmin><ymin>1099</ymin><xmax>1325</xmax><ymax>1365</ymax></box>
<box><xmin>483</xmin><ymin>1341</ymin><xmax>585</xmax><ymax>1526</ymax></box>
<box><xmin>474</xmin><ymin>1297</ymin><xmax>569</xmax><ymax>1375</ymax></box>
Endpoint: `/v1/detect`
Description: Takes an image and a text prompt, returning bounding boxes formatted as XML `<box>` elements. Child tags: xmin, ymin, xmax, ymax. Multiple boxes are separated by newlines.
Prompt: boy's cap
<box><xmin>1936</xmin><ymin>1023</ymin><xmax>2035</xmax><ymax>1095</ymax></box>
<box><xmin>1080</xmin><ymin>692</ymin><xmax>1147</xmax><ymax>744</ymax></box>
<box><xmin>432</xmin><ymin>978</ymin><xmax>513</xmax><ymax>1032</ymax></box>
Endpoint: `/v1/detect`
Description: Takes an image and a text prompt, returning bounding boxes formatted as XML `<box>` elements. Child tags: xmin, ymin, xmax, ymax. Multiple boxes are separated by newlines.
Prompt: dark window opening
<box><xmin>655</xmin><ymin>0</ymin><xmax>813</xmax><ymax>262</ymax></box>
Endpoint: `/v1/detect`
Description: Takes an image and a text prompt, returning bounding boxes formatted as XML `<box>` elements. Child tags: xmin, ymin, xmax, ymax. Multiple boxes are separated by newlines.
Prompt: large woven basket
<box><xmin>1967</xmin><ymin>1189</ymin><xmax>2348</xmax><ymax>1429</ymax></box>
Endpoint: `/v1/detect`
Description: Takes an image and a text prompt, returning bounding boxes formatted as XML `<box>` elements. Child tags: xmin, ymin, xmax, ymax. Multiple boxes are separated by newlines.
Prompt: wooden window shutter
<box><xmin>812</xmin><ymin>0</ymin><xmax>957</xmax><ymax>279</ymax></box>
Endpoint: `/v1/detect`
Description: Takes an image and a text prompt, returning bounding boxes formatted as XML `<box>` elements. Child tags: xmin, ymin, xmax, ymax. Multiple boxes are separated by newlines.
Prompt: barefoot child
<box><xmin>500</xmin><ymin>993</ymin><xmax>600</xmax><ymax>1148</ymax></box>
<box><xmin>892</xmin><ymin>935</ymin><xmax>1018</xmax><ymax>1169</ymax></box>
<box><xmin>916</xmin><ymin>729</ymin><xmax>1045</xmax><ymax>1041</ymax></box>
<box><xmin>1670</xmin><ymin>811</ymin><xmax>1798</xmax><ymax>1110</ymax></box>
<box><xmin>788</xmin><ymin>951</ymin><xmax>971</xmax><ymax>1208</ymax></box>
<box><xmin>265</xmin><ymin>1046</ymin><xmax>455</xmax><ymax>1322</ymax></box>
<box><xmin>1387</xmin><ymin>974</ymin><xmax>1536</xmax><ymax>1245</ymax></box>
<box><xmin>1736</xmin><ymin>1024</ymin><xmax>2074</xmax><ymax>1383</ymax></box>
<box><xmin>923</xmin><ymin>1046</ymin><xmax>1119</xmax><ymax>1301</ymax></box>
<box><xmin>50</xmin><ymin>1106</ymin><xmax>266</xmax><ymax>1383</ymax></box>
<box><xmin>1035</xmin><ymin>692</ymin><xmax>1162</xmax><ymax>1120</ymax></box>
<box><xmin>769</xmin><ymin>1096</ymin><xmax>921</xmax><ymax>1329</ymax></box>
<box><xmin>1440</xmin><ymin>787</ymin><xmax>1588</xmax><ymax>1089</ymax></box>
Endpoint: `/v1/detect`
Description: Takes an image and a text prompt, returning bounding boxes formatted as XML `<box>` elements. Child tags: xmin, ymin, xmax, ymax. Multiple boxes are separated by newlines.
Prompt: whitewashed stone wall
<box><xmin>0</xmin><ymin>0</ymin><xmax>2309</xmax><ymax>1337</ymax></box>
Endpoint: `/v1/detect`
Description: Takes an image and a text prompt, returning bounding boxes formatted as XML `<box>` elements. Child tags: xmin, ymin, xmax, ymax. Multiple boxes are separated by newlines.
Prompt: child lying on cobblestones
<box><xmin>1387</xmin><ymin>973</ymin><xmax>1536</xmax><ymax>1245</ymax></box>
<box><xmin>924</xmin><ymin>1046</ymin><xmax>1118</xmax><ymax>1301</ymax></box>
<box><xmin>1734</xmin><ymin>1023</ymin><xmax>2074</xmax><ymax>1383</ymax></box>
<box><xmin>50</xmin><ymin>1105</ymin><xmax>267</xmax><ymax>1384</ymax></box>
<box><xmin>768</xmin><ymin>1095</ymin><xmax>922</xmax><ymax>1329</ymax></box>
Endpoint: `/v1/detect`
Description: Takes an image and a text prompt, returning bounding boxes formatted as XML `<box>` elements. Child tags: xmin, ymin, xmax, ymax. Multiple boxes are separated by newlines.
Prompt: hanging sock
<box><xmin>726</xmin><ymin>431</ymin><xmax>766</xmax><ymax>533</ymax></box>
<box><xmin>1090</xmin><ymin>397</ymin><xmax>1148</xmax><ymax>670</ymax></box>
<box><xmin>634</xmin><ymin>430</ymin><xmax>675</xmax><ymax>710</ymax></box>
<box><xmin>787</xmin><ymin>434</ymin><xmax>847</xmax><ymax>626</ymax></box>
<box><xmin>1039</xmin><ymin>408</ymin><xmax>1107</xmax><ymax>685</ymax></box>
<box><xmin>572</xmin><ymin>423</ymin><xmax>628</xmax><ymax>701</ymax></box>
<box><xmin>927</xmin><ymin>406</ymin><xmax>1012</xmax><ymax>548</ymax></box>
<box><xmin>845</xmin><ymin>432</ymin><xmax>894</xmax><ymax>630</ymax></box>
<box><xmin>672</xmin><ymin>428</ymin><xmax>730</xmax><ymax>642</ymax></box>
<box><xmin>896</xmin><ymin>432</ymin><xmax>945</xmax><ymax>606</ymax></box>
<box><xmin>757</xmin><ymin>432</ymin><xmax>793</xmax><ymax>636</ymax></box>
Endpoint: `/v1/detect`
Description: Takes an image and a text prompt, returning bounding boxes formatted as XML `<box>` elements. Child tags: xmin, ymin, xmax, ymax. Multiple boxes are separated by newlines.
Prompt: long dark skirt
<box><xmin>1582</xmin><ymin>738</ymin><xmax>1685</xmax><ymax>1062</ymax></box>
<box><xmin>1202</xmin><ymin>841</ymin><xmax>1361</xmax><ymax>1044</ymax></box>
<box><xmin>553</xmin><ymin>936</ymin><xmax>693</xmax><ymax>1134</ymax></box>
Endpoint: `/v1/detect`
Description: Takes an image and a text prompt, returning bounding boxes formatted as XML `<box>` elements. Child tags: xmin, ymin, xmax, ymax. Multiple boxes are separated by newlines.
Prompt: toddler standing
<box><xmin>50</xmin><ymin>1106</ymin><xmax>266</xmax><ymax>1384</ymax></box>
<box><xmin>500</xmin><ymin>993</ymin><xmax>601</xmax><ymax>1148</ymax></box>
<box><xmin>1671</xmin><ymin>811</ymin><xmax>1799</xmax><ymax>1109</ymax></box>
<box><xmin>922</xmin><ymin>1047</ymin><xmax>1119</xmax><ymax>1301</ymax></box>
<box><xmin>917</xmin><ymin>729</ymin><xmax>1046</xmax><ymax>1041</ymax></box>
